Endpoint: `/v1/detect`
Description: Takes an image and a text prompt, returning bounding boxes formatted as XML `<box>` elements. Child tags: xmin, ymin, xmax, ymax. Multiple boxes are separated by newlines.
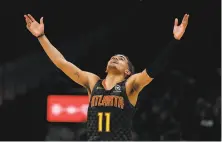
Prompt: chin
<box><xmin>107</xmin><ymin>66</ymin><xmax>117</xmax><ymax>71</ymax></box>
<box><xmin>107</xmin><ymin>65</ymin><xmax>120</xmax><ymax>72</ymax></box>
<box><xmin>108</xmin><ymin>63</ymin><xmax>117</xmax><ymax>68</ymax></box>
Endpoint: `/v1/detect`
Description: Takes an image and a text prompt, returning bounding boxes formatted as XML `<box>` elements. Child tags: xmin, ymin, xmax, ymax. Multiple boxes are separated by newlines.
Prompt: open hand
<box><xmin>173</xmin><ymin>14</ymin><xmax>189</xmax><ymax>40</ymax></box>
<box><xmin>24</xmin><ymin>14</ymin><xmax>44</xmax><ymax>37</ymax></box>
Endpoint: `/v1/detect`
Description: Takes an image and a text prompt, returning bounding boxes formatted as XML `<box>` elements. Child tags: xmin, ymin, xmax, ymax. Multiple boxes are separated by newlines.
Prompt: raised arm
<box><xmin>24</xmin><ymin>14</ymin><xmax>100</xmax><ymax>92</ymax></box>
<box><xmin>128</xmin><ymin>14</ymin><xmax>190</xmax><ymax>93</ymax></box>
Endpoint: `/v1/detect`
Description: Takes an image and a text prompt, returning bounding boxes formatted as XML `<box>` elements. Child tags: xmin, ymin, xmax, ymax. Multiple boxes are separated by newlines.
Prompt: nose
<box><xmin>112</xmin><ymin>57</ymin><xmax>118</xmax><ymax>60</ymax></box>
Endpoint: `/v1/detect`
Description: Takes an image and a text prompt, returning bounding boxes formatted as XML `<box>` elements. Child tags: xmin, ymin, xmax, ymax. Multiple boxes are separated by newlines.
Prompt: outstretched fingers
<box><xmin>174</xmin><ymin>18</ymin><xmax>178</xmax><ymax>26</ymax></box>
<box><xmin>40</xmin><ymin>17</ymin><xmax>44</xmax><ymax>24</ymax></box>
<box><xmin>27</xmin><ymin>14</ymin><xmax>36</xmax><ymax>22</ymax></box>
<box><xmin>24</xmin><ymin>15</ymin><xmax>32</xmax><ymax>27</ymax></box>
<box><xmin>181</xmin><ymin>14</ymin><xmax>189</xmax><ymax>27</ymax></box>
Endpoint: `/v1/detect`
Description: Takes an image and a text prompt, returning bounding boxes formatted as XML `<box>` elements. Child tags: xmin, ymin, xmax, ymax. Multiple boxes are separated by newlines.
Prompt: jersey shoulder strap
<box><xmin>90</xmin><ymin>79</ymin><xmax>102</xmax><ymax>96</ymax></box>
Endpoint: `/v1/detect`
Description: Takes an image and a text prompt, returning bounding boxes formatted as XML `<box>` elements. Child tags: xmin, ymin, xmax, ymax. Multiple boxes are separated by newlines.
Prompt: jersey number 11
<box><xmin>98</xmin><ymin>112</ymin><xmax>111</xmax><ymax>132</ymax></box>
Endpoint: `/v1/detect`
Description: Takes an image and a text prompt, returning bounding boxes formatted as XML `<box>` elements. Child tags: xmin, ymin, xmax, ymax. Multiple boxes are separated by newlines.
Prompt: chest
<box><xmin>93</xmin><ymin>83</ymin><xmax>125</xmax><ymax>96</ymax></box>
<box><xmin>90</xmin><ymin>83</ymin><xmax>127</xmax><ymax>109</ymax></box>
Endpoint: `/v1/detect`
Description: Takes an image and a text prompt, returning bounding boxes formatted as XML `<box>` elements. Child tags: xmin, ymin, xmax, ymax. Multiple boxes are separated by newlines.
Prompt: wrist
<box><xmin>37</xmin><ymin>33</ymin><xmax>45</xmax><ymax>39</ymax></box>
<box><xmin>174</xmin><ymin>35</ymin><xmax>181</xmax><ymax>40</ymax></box>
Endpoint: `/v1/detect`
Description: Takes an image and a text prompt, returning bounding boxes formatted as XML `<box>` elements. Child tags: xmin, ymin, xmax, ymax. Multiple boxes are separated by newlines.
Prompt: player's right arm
<box><xmin>38</xmin><ymin>35</ymin><xmax>99</xmax><ymax>90</ymax></box>
<box><xmin>24</xmin><ymin>14</ymin><xmax>100</xmax><ymax>92</ymax></box>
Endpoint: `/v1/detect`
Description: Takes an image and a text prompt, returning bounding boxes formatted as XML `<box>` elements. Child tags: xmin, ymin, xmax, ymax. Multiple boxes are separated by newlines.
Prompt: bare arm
<box><xmin>24</xmin><ymin>14</ymin><xmax>100</xmax><ymax>91</ymax></box>
<box><xmin>38</xmin><ymin>35</ymin><xmax>99</xmax><ymax>88</ymax></box>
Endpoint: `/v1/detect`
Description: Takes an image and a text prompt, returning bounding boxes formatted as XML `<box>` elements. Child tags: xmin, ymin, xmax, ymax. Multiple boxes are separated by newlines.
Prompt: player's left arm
<box><xmin>130</xmin><ymin>14</ymin><xmax>190</xmax><ymax>93</ymax></box>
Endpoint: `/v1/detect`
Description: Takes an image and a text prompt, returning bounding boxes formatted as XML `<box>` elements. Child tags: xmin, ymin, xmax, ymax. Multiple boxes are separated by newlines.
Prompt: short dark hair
<box><xmin>115</xmin><ymin>54</ymin><xmax>135</xmax><ymax>79</ymax></box>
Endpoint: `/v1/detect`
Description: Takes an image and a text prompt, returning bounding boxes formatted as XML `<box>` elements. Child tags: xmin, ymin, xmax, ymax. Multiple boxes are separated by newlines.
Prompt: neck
<box><xmin>104</xmin><ymin>73</ymin><xmax>125</xmax><ymax>89</ymax></box>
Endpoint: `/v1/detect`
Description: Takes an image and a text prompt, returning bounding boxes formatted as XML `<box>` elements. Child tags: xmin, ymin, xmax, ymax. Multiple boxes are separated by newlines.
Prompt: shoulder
<box><xmin>84</xmin><ymin>71</ymin><xmax>100</xmax><ymax>93</ymax></box>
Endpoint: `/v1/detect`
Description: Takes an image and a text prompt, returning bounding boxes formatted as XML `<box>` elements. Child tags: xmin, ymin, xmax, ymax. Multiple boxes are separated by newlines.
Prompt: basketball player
<box><xmin>24</xmin><ymin>13</ymin><xmax>189</xmax><ymax>140</ymax></box>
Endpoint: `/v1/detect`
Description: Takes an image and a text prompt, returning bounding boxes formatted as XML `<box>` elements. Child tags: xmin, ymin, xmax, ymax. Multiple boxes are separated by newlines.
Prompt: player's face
<box><xmin>106</xmin><ymin>55</ymin><xmax>131</xmax><ymax>76</ymax></box>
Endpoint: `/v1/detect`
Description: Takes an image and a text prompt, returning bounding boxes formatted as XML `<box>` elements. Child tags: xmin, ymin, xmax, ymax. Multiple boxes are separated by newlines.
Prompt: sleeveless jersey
<box><xmin>87</xmin><ymin>79</ymin><xmax>136</xmax><ymax>141</ymax></box>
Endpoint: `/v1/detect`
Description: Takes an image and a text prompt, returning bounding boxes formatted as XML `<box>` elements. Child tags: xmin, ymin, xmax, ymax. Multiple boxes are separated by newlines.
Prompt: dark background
<box><xmin>0</xmin><ymin>0</ymin><xmax>220</xmax><ymax>140</ymax></box>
